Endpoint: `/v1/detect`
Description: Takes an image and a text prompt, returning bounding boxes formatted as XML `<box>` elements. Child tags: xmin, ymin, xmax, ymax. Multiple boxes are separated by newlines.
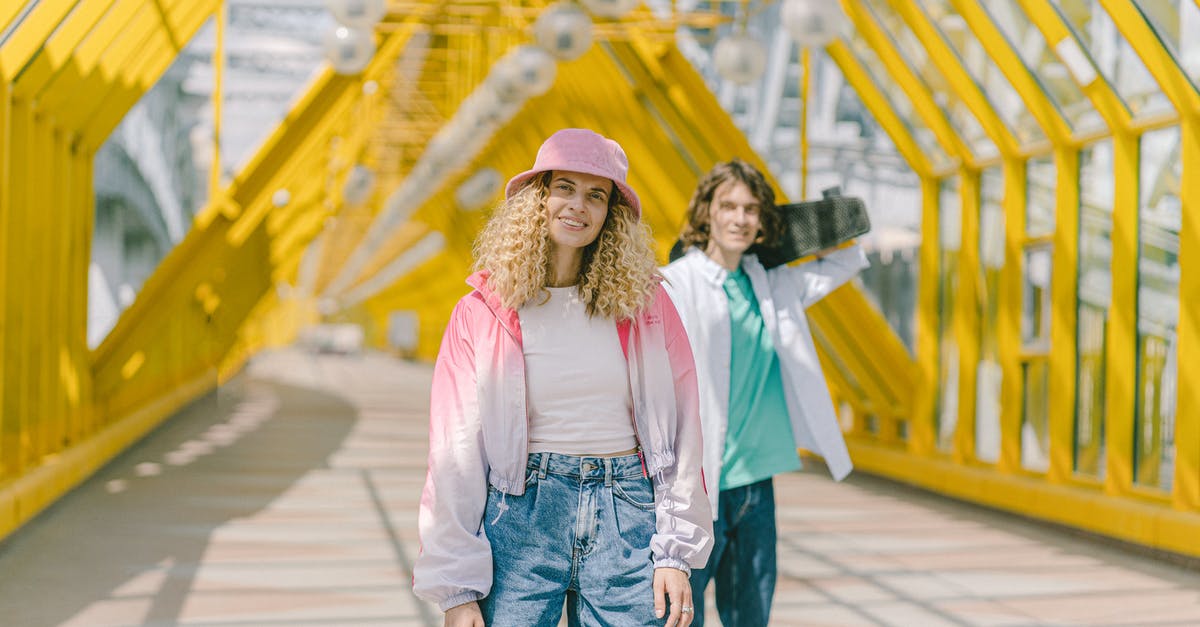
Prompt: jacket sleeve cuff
<box><xmin>653</xmin><ymin>556</ymin><xmax>692</xmax><ymax>576</ymax></box>
<box><xmin>439</xmin><ymin>590</ymin><xmax>485</xmax><ymax>613</ymax></box>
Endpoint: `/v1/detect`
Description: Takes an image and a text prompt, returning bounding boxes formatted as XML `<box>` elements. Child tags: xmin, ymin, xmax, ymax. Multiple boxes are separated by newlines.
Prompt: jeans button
<box><xmin>582</xmin><ymin>462</ymin><xmax>595</xmax><ymax>473</ymax></box>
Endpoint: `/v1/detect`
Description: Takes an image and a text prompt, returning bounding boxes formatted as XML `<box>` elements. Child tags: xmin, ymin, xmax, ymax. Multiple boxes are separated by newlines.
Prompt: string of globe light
<box><xmin>315</xmin><ymin>0</ymin><xmax>849</xmax><ymax>308</ymax></box>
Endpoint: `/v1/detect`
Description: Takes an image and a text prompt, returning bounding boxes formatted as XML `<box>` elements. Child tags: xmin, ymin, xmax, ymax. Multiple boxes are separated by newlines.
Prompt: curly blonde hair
<box><xmin>473</xmin><ymin>173</ymin><xmax>659</xmax><ymax>320</ymax></box>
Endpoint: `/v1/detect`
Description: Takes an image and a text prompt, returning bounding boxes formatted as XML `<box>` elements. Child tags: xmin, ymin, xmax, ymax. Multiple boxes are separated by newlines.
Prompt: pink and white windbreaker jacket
<box><xmin>413</xmin><ymin>271</ymin><xmax>714</xmax><ymax>612</ymax></box>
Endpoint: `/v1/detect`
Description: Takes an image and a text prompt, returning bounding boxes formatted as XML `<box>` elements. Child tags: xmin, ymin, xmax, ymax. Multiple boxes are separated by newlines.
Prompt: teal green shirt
<box><xmin>721</xmin><ymin>268</ymin><xmax>801</xmax><ymax>490</ymax></box>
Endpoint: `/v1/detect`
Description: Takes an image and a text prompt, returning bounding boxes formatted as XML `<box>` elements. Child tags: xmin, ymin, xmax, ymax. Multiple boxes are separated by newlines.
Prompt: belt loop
<box><xmin>604</xmin><ymin>458</ymin><xmax>613</xmax><ymax>487</ymax></box>
<box><xmin>538</xmin><ymin>452</ymin><xmax>550</xmax><ymax>479</ymax></box>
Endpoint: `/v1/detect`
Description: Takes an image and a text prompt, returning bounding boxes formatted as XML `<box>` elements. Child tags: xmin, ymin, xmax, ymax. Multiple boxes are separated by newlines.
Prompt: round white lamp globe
<box><xmin>325</xmin><ymin>0</ymin><xmax>387</xmax><ymax>29</ymax></box>
<box><xmin>713</xmin><ymin>33</ymin><xmax>767</xmax><ymax>85</ymax></box>
<box><xmin>456</xmin><ymin>168</ymin><xmax>504</xmax><ymax>211</ymax></box>
<box><xmin>781</xmin><ymin>0</ymin><xmax>847</xmax><ymax>48</ymax></box>
<box><xmin>342</xmin><ymin>165</ymin><xmax>376</xmax><ymax>206</ymax></box>
<box><xmin>485</xmin><ymin>58</ymin><xmax>530</xmax><ymax>104</ymax></box>
<box><xmin>486</xmin><ymin>46</ymin><xmax>557</xmax><ymax>102</ymax></box>
<box><xmin>323</xmin><ymin>25</ymin><xmax>376</xmax><ymax>75</ymax></box>
<box><xmin>534</xmin><ymin>2</ymin><xmax>594</xmax><ymax>61</ymax></box>
<box><xmin>581</xmin><ymin>0</ymin><xmax>639</xmax><ymax>19</ymax></box>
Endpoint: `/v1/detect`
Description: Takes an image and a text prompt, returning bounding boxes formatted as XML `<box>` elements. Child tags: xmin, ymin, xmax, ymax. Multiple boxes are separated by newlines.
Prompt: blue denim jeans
<box><xmin>688</xmin><ymin>477</ymin><xmax>777</xmax><ymax>627</ymax></box>
<box><xmin>480</xmin><ymin>452</ymin><xmax>663</xmax><ymax>626</ymax></box>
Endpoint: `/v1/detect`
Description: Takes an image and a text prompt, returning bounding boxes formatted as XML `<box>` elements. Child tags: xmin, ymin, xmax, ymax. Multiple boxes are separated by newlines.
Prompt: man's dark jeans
<box><xmin>688</xmin><ymin>477</ymin><xmax>777</xmax><ymax>626</ymax></box>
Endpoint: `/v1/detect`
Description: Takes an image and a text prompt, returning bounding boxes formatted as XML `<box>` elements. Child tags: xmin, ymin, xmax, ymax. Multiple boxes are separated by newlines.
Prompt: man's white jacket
<box><xmin>660</xmin><ymin>245</ymin><xmax>869</xmax><ymax>517</ymax></box>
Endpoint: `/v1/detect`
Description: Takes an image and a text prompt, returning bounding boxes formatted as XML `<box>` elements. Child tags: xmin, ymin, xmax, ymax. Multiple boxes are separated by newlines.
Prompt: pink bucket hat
<box><xmin>505</xmin><ymin>128</ymin><xmax>642</xmax><ymax>218</ymax></box>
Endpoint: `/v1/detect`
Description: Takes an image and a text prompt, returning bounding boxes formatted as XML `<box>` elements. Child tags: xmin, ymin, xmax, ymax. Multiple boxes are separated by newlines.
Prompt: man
<box><xmin>660</xmin><ymin>159</ymin><xmax>868</xmax><ymax>626</ymax></box>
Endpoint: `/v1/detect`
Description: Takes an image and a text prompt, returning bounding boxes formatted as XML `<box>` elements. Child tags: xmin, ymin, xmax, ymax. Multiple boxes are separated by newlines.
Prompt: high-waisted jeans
<box><xmin>479</xmin><ymin>452</ymin><xmax>663</xmax><ymax>626</ymax></box>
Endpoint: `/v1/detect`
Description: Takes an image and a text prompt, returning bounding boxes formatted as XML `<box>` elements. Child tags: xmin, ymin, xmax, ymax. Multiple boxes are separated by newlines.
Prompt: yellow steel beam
<box><xmin>80</xmin><ymin>0</ymin><xmax>218</xmax><ymax>148</ymax></box>
<box><xmin>840</xmin><ymin>0</ymin><xmax>972</xmax><ymax>164</ymax></box>
<box><xmin>227</xmin><ymin>29</ymin><xmax>410</xmax><ymax>249</ymax></box>
<box><xmin>1097</xmin><ymin>0</ymin><xmax>1200</xmax><ymax>116</ymax></box>
<box><xmin>809</xmin><ymin>287</ymin><xmax>913</xmax><ymax>418</ymax></box>
<box><xmin>1016</xmin><ymin>0</ymin><xmax>1139</xmax><ymax>497</ymax></box>
<box><xmin>35</xmin><ymin>0</ymin><xmax>144</xmax><ymax>117</ymax></box>
<box><xmin>603</xmin><ymin>41</ymin><xmax>718</xmax><ymax>177</ymax></box>
<box><xmin>943</xmin><ymin>1</ymin><xmax>1080</xmax><ymax>476</ymax></box>
<box><xmin>847</xmin><ymin>439</ymin><xmax>1200</xmax><ymax>559</ymax></box>
<box><xmin>359</xmin><ymin>32</ymin><xmax>917</xmax><ymax>429</ymax></box>
<box><xmin>0</xmin><ymin>80</ymin><xmax>9</xmax><ymax>479</ymax></box>
<box><xmin>949</xmin><ymin>0</ymin><xmax>1072</xmax><ymax>144</ymax></box>
<box><xmin>953</xmin><ymin>169</ymin><xmax>981</xmax><ymax>464</ymax></box>
<box><xmin>31</xmin><ymin>114</ymin><xmax>52</xmax><ymax>464</ymax></box>
<box><xmin>0</xmin><ymin>0</ymin><xmax>78</xmax><ymax>81</ymax></box>
<box><xmin>886</xmin><ymin>0</ymin><xmax>1018</xmax><ymax>156</ymax></box>
<box><xmin>1014</xmin><ymin>0</ymin><xmax>1130</xmax><ymax>131</ymax></box>
<box><xmin>1177</xmin><ymin>113</ymin><xmax>1200</xmax><ymax>510</ymax></box>
<box><xmin>997</xmin><ymin>156</ymin><xmax>1025</xmax><ymax>473</ymax></box>
<box><xmin>1</xmin><ymin>4</ymin><xmax>27</xmax><ymax>34</ymax></box>
<box><xmin>1047</xmin><ymin>147</ymin><xmax>1080</xmax><ymax>483</ymax></box>
<box><xmin>0</xmin><ymin>21</ymin><xmax>417</xmax><ymax>546</ymax></box>
<box><xmin>43</xmin><ymin>0</ymin><xmax>208</xmax><ymax>138</ymax></box>
<box><xmin>800</xmin><ymin>48</ymin><xmax>810</xmax><ymax>195</ymax></box>
<box><xmin>1094</xmin><ymin>0</ymin><xmax>1196</xmax><ymax>510</ymax></box>
<box><xmin>911</xmin><ymin>177</ymin><xmax>940</xmax><ymax>454</ymax></box>
<box><xmin>826</xmin><ymin>41</ymin><xmax>933</xmax><ymax>177</ymax></box>
<box><xmin>9</xmin><ymin>0</ymin><xmax>119</xmax><ymax>99</ymax></box>
<box><xmin>2</xmin><ymin>97</ymin><xmax>33</xmax><ymax>477</ymax></box>
<box><xmin>68</xmin><ymin>149</ymin><xmax>94</xmax><ymax>444</ymax></box>
<box><xmin>1103</xmin><ymin>131</ymin><xmax>1140</xmax><ymax>496</ymax></box>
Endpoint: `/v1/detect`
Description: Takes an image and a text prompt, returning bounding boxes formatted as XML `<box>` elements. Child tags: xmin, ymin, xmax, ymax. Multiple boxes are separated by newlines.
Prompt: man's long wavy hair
<box><xmin>472</xmin><ymin>172</ymin><xmax>659</xmax><ymax>320</ymax></box>
<box><xmin>678</xmin><ymin>158</ymin><xmax>782</xmax><ymax>252</ymax></box>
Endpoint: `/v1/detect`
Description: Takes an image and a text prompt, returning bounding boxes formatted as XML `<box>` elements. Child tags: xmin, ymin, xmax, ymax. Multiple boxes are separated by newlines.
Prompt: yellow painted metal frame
<box><xmin>1047</xmin><ymin>146</ymin><xmax>1080</xmax><ymax>484</ymax></box>
<box><xmin>841</xmin><ymin>0</ymin><xmax>971</xmax><ymax>164</ymax></box>
<box><xmin>885</xmin><ymin>0</ymin><xmax>1019</xmax><ymax>156</ymax></box>
<box><xmin>1094</xmin><ymin>0</ymin><xmax>1198</xmax><ymax>510</ymax></box>
<box><xmin>948</xmin><ymin>0</ymin><xmax>1078</xmax><ymax>479</ymax></box>
<box><xmin>1016</xmin><ymin>0</ymin><xmax>1139</xmax><ymax>503</ymax></box>
<box><xmin>2</xmin><ymin>0</ymin><xmax>1197</xmax><ymax>563</ymax></box>
<box><xmin>1</xmin><ymin>0</ymin><xmax>223</xmax><ymax>539</ymax></box>
<box><xmin>885</xmin><ymin>0</ymin><xmax>1031</xmax><ymax>475</ymax></box>
<box><xmin>0</xmin><ymin>1</ymin><xmax>421</xmax><ymax>542</ymax></box>
<box><xmin>826</xmin><ymin>40</ymin><xmax>937</xmax><ymax>442</ymax></box>
<box><xmin>845</xmin><ymin>0</ymin><xmax>1200</xmax><ymax>560</ymax></box>
<box><xmin>356</xmin><ymin>32</ymin><xmax>916</xmax><ymax>432</ymax></box>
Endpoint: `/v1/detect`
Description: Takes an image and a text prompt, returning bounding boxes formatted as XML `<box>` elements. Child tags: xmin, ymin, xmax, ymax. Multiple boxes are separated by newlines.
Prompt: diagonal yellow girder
<box><xmin>1015</xmin><ymin>0</ymin><xmax>1139</xmax><ymax>499</ymax></box>
<box><xmin>886</xmin><ymin>0</ymin><xmax>1018</xmax><ymax>156</ymax></box>
<box><xmin>9</xmin><ymin>0</ymin><xmax>119</xmax><ymax>99</ymax></box>
<box><xmin>80</xmin><ymin>0</ymin><xmax>218</xmax><ymax>149</ymax></box>
<box><xmin>1095</xmin><ymin>0</ymin><xmax>1199</xmax><ymax>115</ymax></box>
<box><xmin>826</xmin><ymin>41</ymin><xmax>933</xmax><ymax>177</ymax></box>
<box><xmin>842</xmin><ymin>0</ymin><xmax>972</xmax><ymax>164</ymax></box>
<box><xmin>949</xmin><ymin>0</ymin><xmax>1072</xmax><ymax>144</ymax></box>
<box><xmin>1093</xmin><ymin>0</ymin><xmax>1198</xmax><ymax>510</ymax></box>
<box><xmin>33</xmin><ymin>0</ymin><xmax>145</xmax><ymax>115</ymax></box>
<box><xmin>359</xmin><ymin>33</ymin><xmax>918</xmax><ymax>425</ymax></box>
<box><xmin>0</xmin><ymin>0</ymin><xmax>79</xmax><ymax>81</ymax></box>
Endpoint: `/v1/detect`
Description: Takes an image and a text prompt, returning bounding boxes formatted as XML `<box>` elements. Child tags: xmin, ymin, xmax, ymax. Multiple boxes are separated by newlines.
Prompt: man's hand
<box><xmin>444</xmin><ymin>601</ymin><xmax>484</xmax><ymax>627</ymax></box>
<box><xmin>653</xmin><ymin>567</ymin><xmax>695</xmax><ymax>626</ymax></box>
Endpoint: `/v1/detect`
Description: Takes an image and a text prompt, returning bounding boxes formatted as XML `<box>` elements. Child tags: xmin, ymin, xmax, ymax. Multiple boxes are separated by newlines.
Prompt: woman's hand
<box><xmin>653</xmin><ymin>567</ymin><xmax>695</xmax><ymax>626</ymax></box>
<box><xmin>444</xmin><ymin>601</ymin><xmax>484</xmax><ymax>627</ymax></box>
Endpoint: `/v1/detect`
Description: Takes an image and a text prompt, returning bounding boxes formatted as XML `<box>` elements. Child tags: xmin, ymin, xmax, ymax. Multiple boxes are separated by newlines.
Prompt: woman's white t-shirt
<box><xmin>518</xmin><ymin>286</ymin><xmax>637</xmax><ymax>455</ymax></box>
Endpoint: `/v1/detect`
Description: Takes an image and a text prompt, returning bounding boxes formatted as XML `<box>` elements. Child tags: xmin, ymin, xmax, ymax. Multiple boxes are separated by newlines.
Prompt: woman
<box><xmin>413</xmin><ymin>128</ymin><xmax>712</xmax><ymax>627</ymax></box>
